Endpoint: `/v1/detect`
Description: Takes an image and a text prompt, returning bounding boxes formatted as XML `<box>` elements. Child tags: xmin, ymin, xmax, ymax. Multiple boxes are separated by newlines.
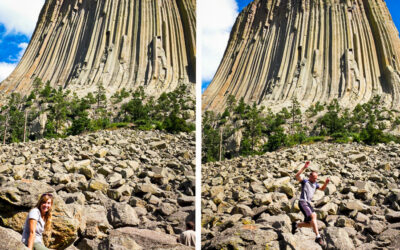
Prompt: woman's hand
<box><xmin>27</xmin><ymin>219</ymin><xmax>37</xmax><ymax>250</ymax></box>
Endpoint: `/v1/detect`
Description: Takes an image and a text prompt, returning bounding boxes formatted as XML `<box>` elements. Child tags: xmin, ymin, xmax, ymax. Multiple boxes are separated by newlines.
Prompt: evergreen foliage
<box><xmin>0</xmin><ymin>79</ymin><xmax>194</xmax><ymax>144</ymax></box>
<box><xmin>202</xmin><ymin>111</ymin><xmax>221</xmax><ymax>162</ymax></box>
<box><xmin>202</xmin><ymin>96</ymin><xmax>400</xmax><ymax>163</ymax></box>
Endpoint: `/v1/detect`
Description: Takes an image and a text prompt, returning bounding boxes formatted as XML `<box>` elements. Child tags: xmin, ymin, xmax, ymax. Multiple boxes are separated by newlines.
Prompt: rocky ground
<box><xmin>0</xmin><ymin>128</ymin><xmax>195</xmax><ymax>249</ymax></box>
<box><xmin>202</xmin><ymin>142</ymin><xmax>400</xmax><ymax>249</ymax></box>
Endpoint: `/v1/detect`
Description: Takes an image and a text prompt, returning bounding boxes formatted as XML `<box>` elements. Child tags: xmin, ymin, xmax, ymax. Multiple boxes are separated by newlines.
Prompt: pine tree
<box><xmin>6</xmin><ymin>93</ymin><xmax>25</xmax><ymax>143</ymax></box>
<box><xmin>202</xmin><ymin>111</ymin><xmax>220</xmax><ymax>162</ymax></box>
<box><xmin>52</xmin><ymin>88</ymin><xmax>69</xmax><ymax>134</ymax></box>
<box><xmin>95</xmin><ymin>82</ymin><xmax>107</xmax><ymax>109</ymax></box>
<box><xmin>245</xmin><ymin>103</ymin><xmax>265</xmax><ymax>153</ymax></box>
<box><xmin>289</xmin><ymin>98</ymin><xmax>301</xmax><ymax>135</ymax></box>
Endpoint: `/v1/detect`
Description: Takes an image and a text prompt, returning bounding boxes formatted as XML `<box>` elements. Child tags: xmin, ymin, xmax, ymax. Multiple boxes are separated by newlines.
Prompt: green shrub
<box><xmin>68</xmin><ymin>112</ymin><xmax>92</xmax><ymax>135</ymax></box>
<box><xmin>163</xmin><ymin>112</ymin><xmax>194</xmax><ymax>133</ymax></box>
<box><xmin>136</xmin><ymin>119</ymin><xmax>154</xmax><ymax>131</ymax></box>
<box><xmin>349</xmin><ymin>133</ymin><xmax>361</xmax><ymax>143</ymax></box>
<box><xmin>107</xmin><ymin>122</ymin><xmax>130</xmax><ymax>129</ymax></box>
<box><xmin>330</xmin><ymin>132</ymin><xmax>350</xmax><ymax>143</ymax></box>
<box><xmin>91</xmin><ymin>117</ymin><xmax>111</xmax><ymax>131</ymax></box>
<box><xmin>306</xmin><ymin>101</ymin><xmax>324</xmax><ymax>117</ymax></box>
<box><xmin>384</xmin><ymin>134</ymin><xmax>400</xmax><ymax>144</ymax></box>
<box><xmin>239</xmin><ymin>137</ymin><xmax>253</xmax><ymax>156</ymax></box>
<box><xmin>360</xmin><ymin>123</ymin><xmax>388</xmax><ymax>145</ymax></box>
<box><xmin>264</xmin><ymin>128</ymin><xmax>287</xmax><ymax>152</ymax></box>
<box><xmin>303</xmin><ymin>136</ymin><xmax>326</xmax><ymax>143</ymax></box>
<box><xmin>287</xmin><ymin>132</ymin><xmax>306</xmax><ymax>146</ymax></box>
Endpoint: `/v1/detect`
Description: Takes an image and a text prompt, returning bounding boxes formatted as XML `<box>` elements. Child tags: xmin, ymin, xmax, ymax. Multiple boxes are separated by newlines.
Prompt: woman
<box><xmin>21</xmin><ymin>193</ymin><xmax>53</xmax><ymax>250</ymax></box>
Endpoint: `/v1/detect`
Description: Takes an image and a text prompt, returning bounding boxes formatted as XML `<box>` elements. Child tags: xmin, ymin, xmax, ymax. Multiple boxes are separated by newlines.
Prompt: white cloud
<box><xmin>0</xmin><ymin>0</ymin><xmax>45</xmax><ymax>36</ymax></box>
<box><xmin>5</xmin><ymin>42</ymin><xmax>29</xmax><ymax>63</ymax></box>
<box><xmin>0</xmin><ymin>62</ymin><xmax>17</xmax><ymax>82</ymax></box>
<box><xmin>17</xmin><ymin>42</ymin><xmax>28</xmax><ymax>59</ymax></box>
<box><xmin>0</xmin><ymin>41</ymin><xmax>31</xmax><ymax>83</ymax></box>
<box><xmin>18</xmin><ymin>42</ymin><xmax>28</xmax><ymax>50</ymax></box>
<box><xmin>200</xmin><ymin>0</ymin><xmax>238</xmax><ymax>82</ymax></box>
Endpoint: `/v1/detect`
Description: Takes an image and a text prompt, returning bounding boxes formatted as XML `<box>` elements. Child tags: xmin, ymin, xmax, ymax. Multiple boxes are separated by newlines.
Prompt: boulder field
<box><xmin>202</xmin><ymin>142</ymin><xmax>400</xmax><ymax>249</ymax></box>
<box><xmin>0</xmin><ymin>129</ymin><xmax>195</xmax><ymax>249</ymax></box>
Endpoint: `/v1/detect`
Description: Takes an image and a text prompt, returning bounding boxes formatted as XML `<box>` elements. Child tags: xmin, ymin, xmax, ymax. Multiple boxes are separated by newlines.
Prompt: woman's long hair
<box><xmin>35</xmin><ymin>193</ymin><xmax>53</xmax><ymax>232</ymax></box>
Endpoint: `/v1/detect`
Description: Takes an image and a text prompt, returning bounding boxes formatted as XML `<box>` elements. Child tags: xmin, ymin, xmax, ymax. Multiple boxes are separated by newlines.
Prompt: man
<box><xmin>292</xmin><ymin>161</ymin><xmax>330</xmax><ymax>246</ymax></box>
<box><xmin>178</xmin><ymin>221</ymin><xmax>195</xmax><ymax>246</ymax></box>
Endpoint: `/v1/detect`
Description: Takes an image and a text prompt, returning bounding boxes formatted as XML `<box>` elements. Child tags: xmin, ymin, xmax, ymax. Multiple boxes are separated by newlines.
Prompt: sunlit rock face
<box><xmin>0</xmin><ymin>0</ymin><xmax>196</xmax><ymax>97</ymax></box>
<box><xmin>203</xmin><ymin>0</ymin><xmax>400</xmax><ymax>112</ymax></box>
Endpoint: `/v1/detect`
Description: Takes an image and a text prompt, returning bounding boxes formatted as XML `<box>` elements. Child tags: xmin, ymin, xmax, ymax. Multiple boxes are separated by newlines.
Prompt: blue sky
<box><xmin>237</xmin><ymin>0</ymin><xmax>251</xmax><ymax>12</ymax></box>
<box><xmin>201</xmin><ymin>0</ymin><xmax>400</xmax><ymax>92</ymax></box>
<box><xmin>0</xmin><ymin>0</ymin><xmax>44</xmax><ymax>81</ymax></box>
<box><xmin>200</xmin><ymin>0</ymin><xmax>252</xmax><ymax>92</ymax></box>
<box><xmin>0</xmin><ymin>24</ymin><xmax>29</xmax><ymax>63</ymax></box>
<box><xmin>387</xmin><ymin>0</ymin><xmax>400</xmax><ymax>31</ymax></box>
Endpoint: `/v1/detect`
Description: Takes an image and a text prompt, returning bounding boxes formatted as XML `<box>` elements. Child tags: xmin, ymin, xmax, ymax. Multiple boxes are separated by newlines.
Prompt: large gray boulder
<box><xmin>100</xmin><ymin>227</ymin><xmax>192</xmax><ymax>250</ymax></box>
<box><xmin>281</xmin><ymin>233</ymin><xmax>323</xmax><ymax>250</ymax></box>
<box><xmin>108</xmin><ymin>203</ymin><xmax>140</xmax><ymax>228</ymax></box>
<box><xmin>324</xmin><ymin>227</ymin><xmax>355</xmax><ymax>250</ymax></box>
<box><xmin>386</xmin><ymin>210</ymin><xmax>400</xmax><ymax>223</ymax></box>
<box><xmin>0</xmin><ymin>226</ymin><xmax>28</xmax><ymax>250</ymax></box>
<box><xmin>0</xmin><ymin>180</ymin><xmax>54</xmax><ymax>208</ymax></box>
<box><xmin>76</xmin><ymin>238</ymin><xmax>103</xmax><ymax>250</ymax></box>
<box><xmin>82</xmin><ymin>205</ymin><xmax>112</xmax><ymax>239</ymax></box>
<box><xmin>205</xmin><ymin>224</ymin><xmax>278</xmax><ymax>249</ymax></box>
<box><xmin>256</xmin><ymin>214</ymin><xmax>291</xmax><ymax>233</ymax></box>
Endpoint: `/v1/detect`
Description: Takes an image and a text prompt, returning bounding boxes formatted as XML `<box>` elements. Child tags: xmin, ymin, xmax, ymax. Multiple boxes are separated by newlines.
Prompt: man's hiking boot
<box><xmin>291</xmin><ymin>222</ymin><xmax>297</xmax><ymax>234</ymax></box>
<box><xmin>315</xmin><ymin>236</ymin><xmax>325</xmax><ymax>248</ymax></box>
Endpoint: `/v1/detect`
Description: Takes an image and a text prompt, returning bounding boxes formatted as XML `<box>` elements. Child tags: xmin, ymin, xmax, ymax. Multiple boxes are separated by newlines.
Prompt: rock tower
<box><xmin>203</xmin><ymin>0</ymin><xmax>400</xmax><ymax>112</ymax></box>
<box><xmin>0</xmin><ymin>0</ymin><xmax>196</xmax><ymax>97</ymax></box>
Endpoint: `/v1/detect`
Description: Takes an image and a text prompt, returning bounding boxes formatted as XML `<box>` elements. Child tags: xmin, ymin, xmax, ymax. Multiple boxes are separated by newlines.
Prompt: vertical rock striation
<box><xmin>203</xmin><ymin>0</ymin><xmax>400</xmax><ymax>112</ymax></box>
<box><xmin>0</xmin><ymin>0</ymin><xmax>196</xmax><ymax>97</ymax></box>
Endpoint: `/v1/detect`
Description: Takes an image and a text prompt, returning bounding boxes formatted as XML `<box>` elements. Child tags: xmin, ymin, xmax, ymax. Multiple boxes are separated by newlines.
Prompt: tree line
<box><xmin>0</xmin><ymin>78</ymin><xmax>195</xmax><ymax>144</ymax></box>
<box><xmin>202</xmin><ymin>95</ymin><xmax>400</xmax><ymax>163</ymax></box>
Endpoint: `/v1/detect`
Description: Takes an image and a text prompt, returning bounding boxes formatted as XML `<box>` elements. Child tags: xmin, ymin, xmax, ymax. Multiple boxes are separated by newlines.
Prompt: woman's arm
<box><xmin>27</xmin><ymin>219</ymin><xmax>37</xmax><ymax>250</ymax></box>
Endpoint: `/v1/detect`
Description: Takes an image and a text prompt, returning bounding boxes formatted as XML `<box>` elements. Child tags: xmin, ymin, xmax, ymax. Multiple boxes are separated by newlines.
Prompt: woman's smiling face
<box><xmin>40</xmin><ymin>199</ymin><xmax>52</xmax><ymax>214</ymax></box>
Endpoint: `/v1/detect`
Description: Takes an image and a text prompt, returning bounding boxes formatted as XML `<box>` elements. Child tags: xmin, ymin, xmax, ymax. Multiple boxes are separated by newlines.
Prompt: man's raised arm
<box><xmin>296</xmin><ymin>161</ymin><xmax>310</xmax><ymax>182</ymax></box>
<box><xmin>319</xmin><ymin>178</ymin><xmax>330</xmax><ymax>191</ymax></box>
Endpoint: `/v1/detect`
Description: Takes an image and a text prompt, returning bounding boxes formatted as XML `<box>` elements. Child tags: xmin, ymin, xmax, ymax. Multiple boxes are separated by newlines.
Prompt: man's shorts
<box><xmin>299</xmin><ymin>200</ymin><xmax>314</xmax><ymax>222</ymax></box>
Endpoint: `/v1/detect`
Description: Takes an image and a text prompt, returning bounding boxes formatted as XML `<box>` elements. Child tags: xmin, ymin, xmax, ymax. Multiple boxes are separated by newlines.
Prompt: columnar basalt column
<box><xmin>0</xmin><ymin>0</ymin><xmax>196</xmax><ymax>97</ymax></box>
<box><xmin>203</xmin><ymin>0</ymin><xmax>400</xmax><ymax>112</ymax></box>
